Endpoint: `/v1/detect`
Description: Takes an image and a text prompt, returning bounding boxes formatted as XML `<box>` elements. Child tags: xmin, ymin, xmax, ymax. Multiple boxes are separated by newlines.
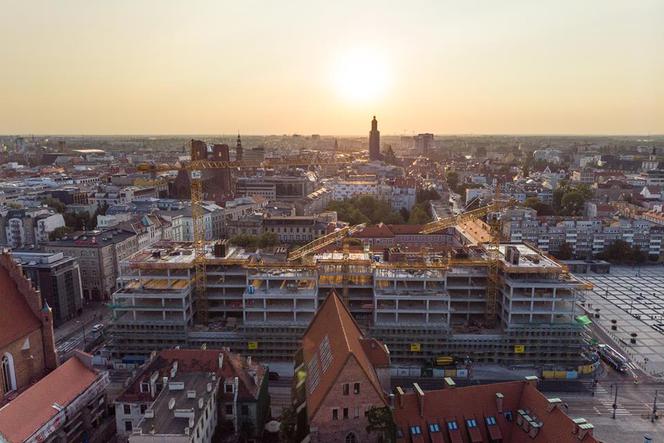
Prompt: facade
<box><xmin>393</xmin><ymin>377</ymin><xmax>599</xmax><ymax>443</ymax></box>
<box><xmin>109</xmin><ymin>238</ymin><xmax>593</xmax><ymax>371</ymax></box>
<box><xmin>502</xmin><ymin>208</ymin><xmax>664</xmax><ymax>259</ymax></box>
<box><xmin>44</xmin><ymin>229</ymin><xmax>139</xmax><ymax>300</ymax></box>
<box><xmin>369</xmin><ymin>116</ymin><xmax>381</xmax><ymax>161</ymax></box>
<box><xmin>0</xmin><ymin>208</ymin><xmax>65</xmax><ymax>248</ymax></box>
<box><xmin>12</xmin><ymin>251</ymin><xmax>83</xmax><ymax>326</ymax></box>
<box><xmin>293</xmin><ymin>291</ymin><xmax>391</xmax><ymax>443</ymax></box>
<box><xmin>0</xmin><ymin>251</ymin><xmax>58</xmax><ymax>400</ymax></box>
<box><xmin>0</xmin><ymin>351</ymin><xmax>110</xmax><ymax>443</ymax></box>
<box><xmin>236</xmin><ymin>175</ymin><xmax>315</xmax><ymax>201</ymax></box>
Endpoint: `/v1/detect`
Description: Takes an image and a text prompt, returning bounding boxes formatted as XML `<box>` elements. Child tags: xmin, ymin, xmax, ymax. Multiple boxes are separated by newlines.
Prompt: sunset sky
<box><xmin>1</xmin><ymin>0</ymin><xmax>663</xmax><ymax>135</ymax></box>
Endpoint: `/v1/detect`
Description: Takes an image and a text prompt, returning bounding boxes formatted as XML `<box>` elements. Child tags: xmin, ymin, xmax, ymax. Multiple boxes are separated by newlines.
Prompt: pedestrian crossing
<box><xmin>550</xmin><ymin>386</ymin><xmax>654</xmax><ymax>418</ymax></box>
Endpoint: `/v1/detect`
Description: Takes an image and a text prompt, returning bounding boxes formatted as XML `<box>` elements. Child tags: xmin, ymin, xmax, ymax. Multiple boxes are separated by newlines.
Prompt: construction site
<box><xmin>109</xmin><ymin>140</ymin><xmax>596</xmax><ymax>372</ymax></box>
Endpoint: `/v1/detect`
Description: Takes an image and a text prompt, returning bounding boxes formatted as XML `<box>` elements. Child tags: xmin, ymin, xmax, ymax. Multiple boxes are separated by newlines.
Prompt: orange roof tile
<box><xmin>0</xmin><ymin>262</ymin><xmax>41</xmax><ymax>348</ymax></box>
<box><xmin>0</xmin><ymin>354</ymin><xmax>99</xmax><ymax>443</ymax></box>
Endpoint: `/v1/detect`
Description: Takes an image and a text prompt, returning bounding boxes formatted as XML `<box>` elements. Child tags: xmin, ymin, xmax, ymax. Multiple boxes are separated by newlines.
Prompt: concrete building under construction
<box><xmin>109</xmin><ymin>223</ymin><xmax>594</xmax><ymax>372</ymax></box>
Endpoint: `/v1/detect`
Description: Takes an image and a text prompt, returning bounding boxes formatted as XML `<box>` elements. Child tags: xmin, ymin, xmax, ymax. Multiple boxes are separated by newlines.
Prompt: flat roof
<box><xmin>138</xmin><ymin>372</ymin><xmax>218</xmax><ymax>436</ymax></box>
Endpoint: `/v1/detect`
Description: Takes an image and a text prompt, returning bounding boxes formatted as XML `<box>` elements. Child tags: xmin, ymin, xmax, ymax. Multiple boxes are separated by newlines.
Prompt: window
<box><xmin>343</xmin><ymin>408</ymin><xmax>349</xmax><ymax>419</ymax></box>
<box><xmin>429</xmin><ymin>423</ymin><xmax>441</xmax><ymax>433</ymax></box>
<box><xmin>486</xmin><ymin>416</ymin><xmax>497</xmax><ymax>426</ymax></box>
<box><xmin>123</xmin><ymin>404</ymin><xmax>131</xmax><ymax>415</ymax></box>
<box><xmin>124</xmin><ymin>421</ymin><xmax>133</xmax><ymax>432</ymax></box>
<box><xmin>225</xmin><ymin>383</ymin><xmax>234</xmax><ymax>393</ymax></box>
<box><xmin>466</xmin><ymin>419</ymin><xmax>477</xmax><ymax>428</ymax></box>
<box><xmin>410</xmin><ymin>425</ymin><xmax>422</xmax><ymax>435</ymax></box>
<box><xmin>447</xmin><ymin>421</ymin><xmax>458</xmax><ymax>431</ymax></box>
<box><xmin>504</xmin><ymin>411</ymin><xmax>513</xmax><ymax>422</ymax></box>
<box><xmin>353</xmin><ymin>382</ymin><xmax>360</xmax><ymax>394</ymax></box>
<box><xmin>140</xmin><ymin>405</ymin><xmax>147</xmax><ymax>415</ymax></box>
<box><xmin>1</xmin><ymin>354</ymin><xmax>16</xmax><ymax>394</ymax></box>
<box><xmin>241</xmin><ymin>405</ymin><xmax>249</xmax><ymax>416</ymax></box>
<box><xmin>343</xmin><ymin>383</ymin><xmax>350</xmax><ymax>395</ymax></box>
<box><xmin>345</xmin><ymin>432</ymin><xmax>358</xmax><ymax>443</ymax></box>
<box><xmin>332</xmin><ymin>408</ymin><xmax>339</xmax><ymax>420</ymax></box>
<box><xmin>225</xmin><ymin>404</ymin><xmax>233</xmax><ymax>415</ymax></box>
<box><xmin>354</xmin><ymin>407</ymin><xmax>360</xmax><ymax>418</ymax></box>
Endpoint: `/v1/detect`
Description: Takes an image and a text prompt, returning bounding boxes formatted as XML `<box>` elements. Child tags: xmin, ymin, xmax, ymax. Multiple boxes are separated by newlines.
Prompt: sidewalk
<box><xmin>54</xmin><ymin>302</ymin><xmax>111</xmax><ymax>342</ymax></box>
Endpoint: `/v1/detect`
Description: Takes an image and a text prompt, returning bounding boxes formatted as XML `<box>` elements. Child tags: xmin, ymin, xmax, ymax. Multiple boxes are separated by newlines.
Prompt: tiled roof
<box><xmin>0</xmin><ymin>255</ymin><xmax>42</xmax><ymax>348</ymax></box>
<box><xmin>0</xmin><ymin>354</ymin><xmax>99</xmax><ymax>443</ymax></box>
<box><xmin>301</xmin><ymin>291</ymin><xmax>388</xmax><ymax>419</ymax></box>
<box><xmin>393</xmin><ymin>380</ymin><xmax>599</xmax><ymax>443</ymax></box>
<box><xmin>354</xmin><ymin>224</ymin><xmax>395</xmax><ymax>238</ymax></box>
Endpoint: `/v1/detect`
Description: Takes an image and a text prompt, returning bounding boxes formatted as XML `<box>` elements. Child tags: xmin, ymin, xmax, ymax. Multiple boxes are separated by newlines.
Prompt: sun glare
<box><xmin>333</xmin><ymin>49</ymin><xmax>390</xmax><ymax>104</ymax></box>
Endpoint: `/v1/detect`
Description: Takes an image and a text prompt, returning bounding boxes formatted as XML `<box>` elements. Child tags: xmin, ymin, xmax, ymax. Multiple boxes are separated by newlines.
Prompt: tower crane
<box><xmin>140</xmin><ymin>140</ymin><xmax>350</xmax><ymax>324</ymax></box>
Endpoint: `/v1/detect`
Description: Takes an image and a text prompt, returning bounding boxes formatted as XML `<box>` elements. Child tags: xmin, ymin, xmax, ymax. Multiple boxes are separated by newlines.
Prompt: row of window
<box><xmin>342</xmin><ymin>382</ymin><xmax>361</xmax><ymax>396</ymax></box>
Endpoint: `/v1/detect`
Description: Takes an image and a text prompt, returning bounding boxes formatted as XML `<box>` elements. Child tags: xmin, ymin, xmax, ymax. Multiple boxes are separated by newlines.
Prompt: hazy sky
<box><xmin>1</xmin><ymin>0</ymin><xmax>663</xmax><ymax>135</ymax></box>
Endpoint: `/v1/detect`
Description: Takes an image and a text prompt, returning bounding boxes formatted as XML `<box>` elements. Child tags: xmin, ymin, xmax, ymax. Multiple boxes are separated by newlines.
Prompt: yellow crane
<box><xmin>140</xmin><ymin>140</ymin><xmax>350</xmax><ymax>324</ymax></box>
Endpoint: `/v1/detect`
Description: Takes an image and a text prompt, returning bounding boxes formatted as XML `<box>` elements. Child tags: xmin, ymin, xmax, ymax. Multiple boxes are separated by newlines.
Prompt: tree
<box><xmin>399</xmin><ymin>207</ymin><xmax>410</xmax><ymax>221</ymax></box>
<box><xmin>257</xmin><ymin>232</ymin><xmax>278</xmax><ymax>248</ymax></box>
<box><xmin>446</xmin><ymin>171</ymin><xmax>459</xmax><ymax>191</ymax></box>
<box><xmin>366</xmin><ymin>406</ymin><xmax>396</xmax><ymax>443</ymax></box>
<box><xmin>416</xmin><ymin>188</ymin><xmax>441</xmax><ymax>204</ymax></box>
<box><xmin>408</xmin><ymin>205</ymin><xmax>430</xmax><ymax>224</ymax></box>
<box><xmin>523</xmin><ymin>197</ymin><xmax>555</xmax><ymax>216</ymax></box>
<box><xmin>560</xmin><ymin>191</ymin><xmax>585</xmax><ymax>216</ymax></box>
<box><xmin>49</xmin><ymin>226</ymin><xmax>73</xmax><ymax>241</ymax></box>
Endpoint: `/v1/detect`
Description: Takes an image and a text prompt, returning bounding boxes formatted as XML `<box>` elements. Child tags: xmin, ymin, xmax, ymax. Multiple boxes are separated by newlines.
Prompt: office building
<box><xmin>12</xmin><ymin>251</ymin><xmax>83</xmax><ymax>326</ymax></box>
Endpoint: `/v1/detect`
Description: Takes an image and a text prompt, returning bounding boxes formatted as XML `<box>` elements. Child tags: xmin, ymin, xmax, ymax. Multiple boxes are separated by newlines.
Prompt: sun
<box><xmin>333</xmin><ymin>48</ymin><xmax>391</xmax><ymax>104</ymax></box>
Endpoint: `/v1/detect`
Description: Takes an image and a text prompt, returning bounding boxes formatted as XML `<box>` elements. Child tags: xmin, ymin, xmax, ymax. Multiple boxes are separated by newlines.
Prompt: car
<box><xmin>91</xmin><ymin>323</ymin><xmax>104</xmax><ymax>333</ymax></box>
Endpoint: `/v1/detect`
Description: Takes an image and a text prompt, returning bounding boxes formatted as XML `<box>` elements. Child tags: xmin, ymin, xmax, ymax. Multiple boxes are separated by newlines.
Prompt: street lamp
<box><xmin>611</xmin><ymin>384</ymin><xmax>619</xmax><ymax>420</ymax></box>
<box><xmin>652</xmin><ymin>390</ymin><xmax>658</xmax><ymax>423</ymax></box>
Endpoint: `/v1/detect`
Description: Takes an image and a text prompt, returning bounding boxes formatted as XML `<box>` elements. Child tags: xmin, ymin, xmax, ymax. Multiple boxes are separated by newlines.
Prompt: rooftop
<box><xmin>137</xmin><ymin>372</ymin><xmax>218</xmax><ymax>436</ymax></box>
<box><xmin>0</xmin><ymin>353</ymin><xmax>103</xmax><ymax>443</ymax></box>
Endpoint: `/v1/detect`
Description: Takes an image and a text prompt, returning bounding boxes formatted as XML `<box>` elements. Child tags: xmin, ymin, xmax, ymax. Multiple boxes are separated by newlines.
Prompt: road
<box><xmin>54</xmin><ymin>302</ymin><xmax>111</xmax><ymax>361</ymax></box>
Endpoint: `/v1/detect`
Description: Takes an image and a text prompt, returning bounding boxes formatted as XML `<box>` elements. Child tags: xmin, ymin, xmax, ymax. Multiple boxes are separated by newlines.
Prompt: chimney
<box><xmin>524</xmin><ymin>375</ymin><xmax>539</xmax><ymax>386</ymax></box>
<box><xmin>495</xmin><ymin>393</ymin><xmax>504</xmax><ymax>413</ymax></box>
<box><xmin>162</xmin><ymin>376</ymin><xmax>169</xmax><ymax>387</ymax></box>
<box><xmin>218</xmin><ymin>353</ymin><xmax>224</xmax><ymax>369</ymax></box>
<box><xmin>577</xmin><ymin>423</ymin><xmax>594</xmax><ymax>440</ymax></box>
<box><xmin>413</xmin><ymin>383</ymin><xmax>425</xmax><ymax>418</ymax></box>
<box><xmin>571</xmin><ymin>418</ymin><xmax>586</xmax><ymax>435</ymax></box>
<box><xmin>444</xmin><ymin>377</ymin><xmax>456</xmax><ymax>389</ymax></box>
<box><xmin>546</xmin><ymin>397</ymin><xmax>562</xmax><ymax>412</ymax></box>
<box><xmin>396</xmin><ymin>386</ymin><xmax>405</xmax><ymax>409</ymax></box>
<box><xmin>247</xmin><ymin>356</ymin><xmax>252</xmax><ymax>366</ymax></box>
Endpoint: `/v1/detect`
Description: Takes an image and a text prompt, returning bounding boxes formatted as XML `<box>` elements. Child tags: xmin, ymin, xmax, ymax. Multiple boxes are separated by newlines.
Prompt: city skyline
<box><xmin>1</xmin><ymin>0</ymin><xmax>663</xmax><ymax>135</ymax></box>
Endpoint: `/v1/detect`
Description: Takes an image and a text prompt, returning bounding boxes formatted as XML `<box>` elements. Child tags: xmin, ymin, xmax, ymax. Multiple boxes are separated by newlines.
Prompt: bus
<box><xmin>597</xmin><ymin>344</ymin><xmax>629</xmax><ymax>373</ymax></box>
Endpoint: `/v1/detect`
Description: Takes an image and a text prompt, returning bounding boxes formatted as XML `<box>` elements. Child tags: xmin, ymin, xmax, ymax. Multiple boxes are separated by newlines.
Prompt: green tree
<box><xmin>416</xmin><ymin>188</ymin><xmax>441</xmax><ymax>204</ymax></box>
<box><xmin>408</xmin><ymin>205</ymin><xmax>430</xmax><ymax>224</ymax></box>
<box><xmin>446</xmin><ymin>171</ymin><xmax>459</xmax><ymax>191</ymax></box>
<box><xmin>366</xmin><ymin>406</ymin><xmax>396</xmax><ymax>443</ymax></box>
<box><xmin>523</xmin><ymin>197</ymin><xmax>555</xmax><ymax>216</ymax></box>
<box><xmin>257</xmin><ymin>232</ymin><xmax>278</xmax><ymax>248</ymax></box>
<box><xmin>560</xmin><ymin>191</ymin><xmax>585</xmax><ymax>216</ymax></box>
<box><xmin>49</xmin><ymin>226</ymin><xmax>73</xmax><ymax>241</ymax></box>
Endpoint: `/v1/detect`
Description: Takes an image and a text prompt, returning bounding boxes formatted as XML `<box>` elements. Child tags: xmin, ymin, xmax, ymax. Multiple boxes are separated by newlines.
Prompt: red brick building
<box><xmin>293</xmin><ymin>291</ymin><xmax>391</xmax><ymax>442</ymax></box>
<box><xmin>0</xmin><ymin>251</ymin><xmax>58</xmax><ymax>403</ymax></box>
<box><xmin>393</xmin><ymin>377</ymin><xmax>599</xmax><ymax>443</ymax></box>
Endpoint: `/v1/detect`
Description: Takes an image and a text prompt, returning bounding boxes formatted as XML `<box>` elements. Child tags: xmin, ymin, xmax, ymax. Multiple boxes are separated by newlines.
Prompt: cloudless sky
<box><xmin>1</xmin><ymin>0</ymin><xmax>663</xmax><ymax>135</ymax></box>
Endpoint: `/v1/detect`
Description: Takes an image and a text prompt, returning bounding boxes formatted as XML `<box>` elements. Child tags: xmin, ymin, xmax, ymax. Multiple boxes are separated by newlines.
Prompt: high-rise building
<box><xmin>414</xmin><ymin>133</ymin><xmax>434</xmax><ymax>156</ymax></box>
<box><xmin>369</xmin><ymin>116</ymin><xmax>381</xmax><ymax>161</ymax></box>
